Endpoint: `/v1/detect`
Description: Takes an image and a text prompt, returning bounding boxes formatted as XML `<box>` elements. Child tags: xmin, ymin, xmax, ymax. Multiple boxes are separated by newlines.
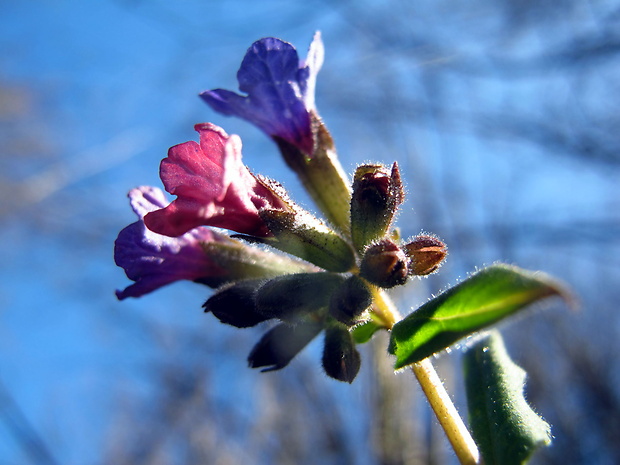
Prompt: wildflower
<box><xmin>144</xmin><ymin>123</ymin><xmax>290</xmax><ymax>238</ymax></box>
<box><xmin>114</xmin><ymin>186</ymin><xmax>230</xmax><ymax>299</ymax></box>
<box><xmin>115</xmin><ymin>186</ymin><xmax>315</xmax><ymax>300</ymax></box>
<box><xmin>200</xmin><ymin>33</ymin><xmax>351</xmax><ymax>232</ymax></box>
<box><xmin>200</xmin><ymin>33</ymin><xmax>323</xmax><ymax>156</ymax></box>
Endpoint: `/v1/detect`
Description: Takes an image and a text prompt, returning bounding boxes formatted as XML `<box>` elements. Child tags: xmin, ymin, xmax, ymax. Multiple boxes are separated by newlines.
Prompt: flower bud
<box><xmin>203</xmin><ymin>279</ymin><xmax>269</xmax><ymax>328</ymax></box>
<box><xmin>248</xmin><ymin>322</ymin><xmax>323</xmax><ymax>372</ymax></box>
<box><xmin>322</xmin><ymin>326</ymin><xmax>361</xmax><ymax>383</ymax></box>
<box><xmin>403</xmin><ymin>235</ymin><xmax>447</xmax><ymax>276</ymax></box>
<box><xmin>329</xmin><ymin>275</ymin><xmax>373</xmax><ymax>326</ymax></box>
<box><xmin>350</xmin><ymin>162</ymin><xmax>404</xmax><ymax>252</ymax></box>
<box><xmin>256</xmin><ymin>272</ymin><xmax>346</xmax><ymax>323</ymax></box>
<box><xmin>359</xmin><ymin>239</ymin><xmax>409</xmax><ymax>288</ymax></box>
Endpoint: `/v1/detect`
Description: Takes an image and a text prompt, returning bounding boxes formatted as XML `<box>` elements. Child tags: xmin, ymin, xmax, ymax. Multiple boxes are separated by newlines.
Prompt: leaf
<box><xmin>388</xmin><ymin>264</ymin><xmax>566</xmax><ymax>368</ymax></box>
<box><xmin>351</xmin><ymin>319</ymin><xmax>382</xmax><ymax>344</ymax></box>
<box><xmin>464</xmin><ymin>331</ymin><xmax>551</xmax><ymax>464</ymax></box>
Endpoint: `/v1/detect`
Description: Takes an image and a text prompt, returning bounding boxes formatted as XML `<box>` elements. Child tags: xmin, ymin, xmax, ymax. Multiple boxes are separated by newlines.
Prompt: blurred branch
<box><xmin>2</xmin><ymin>128</ymin><xmax>151</xmax><ymax>214</ymax></box>
<box><xmin>0</xmin><ymin>380</ymin><xmax>59</xmax><ymax>465</ymax></box>
<box><xmin>444</xmin><ymin>219</ymin><xmax>620</xmax><ymax>247</ymax></box>
<box><xmin>477</xmin><ymin>115</ymin><xmax>620</xmax><ymax>166</ymax></box>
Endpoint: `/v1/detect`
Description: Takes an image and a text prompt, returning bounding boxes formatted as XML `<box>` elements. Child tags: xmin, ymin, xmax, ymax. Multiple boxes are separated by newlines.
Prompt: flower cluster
<box><xmin>115</xmin><ymin>33</ymin><xmax>446</xmax><ymax>383</ymax></box>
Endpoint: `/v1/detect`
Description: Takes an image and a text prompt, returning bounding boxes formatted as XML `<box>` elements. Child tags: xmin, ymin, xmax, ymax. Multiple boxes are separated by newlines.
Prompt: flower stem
<box><xmin>411</xmin><ymin>359</ymin><xmax>481</xmax><ymax>465</ymax></box>
<box><xmin>371</xmin><ymin>288</ymin><xmax>482</xmax><ymax>465</ymax></box>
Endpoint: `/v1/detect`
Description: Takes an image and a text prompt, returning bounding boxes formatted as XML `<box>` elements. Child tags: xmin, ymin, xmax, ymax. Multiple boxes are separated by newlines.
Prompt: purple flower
<box><xmin>144</xmin><ymin>123</ymin><xmax>289</xmax><ymax>238</ymax></box>
<box><xmin>200</xmin><ymin>32</ymin><xmax>324</xmax><ymax>156</ymax></box>
<box><xmin>114</xmin><ymin>186</ymin><xmax>231</xmax><ymax>300</ymax></box>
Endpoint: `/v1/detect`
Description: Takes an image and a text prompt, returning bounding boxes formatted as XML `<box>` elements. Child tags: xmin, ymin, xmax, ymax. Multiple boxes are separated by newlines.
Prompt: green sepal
<box><xmin>464</xmin><ymin>330</ymin><xmax>552</xmax><ymax>464</ymax></box>
<box><xmin>201</xmin><ymin>237</ymin><xmax>316</xmax><ymax>282</ymax></box>
<box><xmin>260</xmin><ymin>209</ymin><xmax>355</xmax><ymax>272</ymax></box>
<box><xmin>256</xmin><ymin>272</ymin><xmax>346</xmax><ymax>323</ymax></box>
<box><xmin>388</xmin><ymin>264</ymin><xmax>567</xmax><ymax>368</ymax></box>
<box><xmin>273</xmin><ymin>113</ymin><xmax>352</xmax><ymax>235</ymax></box>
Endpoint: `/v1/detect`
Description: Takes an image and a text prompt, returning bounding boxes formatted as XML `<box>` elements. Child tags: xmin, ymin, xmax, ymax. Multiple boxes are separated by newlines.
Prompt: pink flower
<box><xmin>114</xmin><ymin>186</ymin><xmax>231</xmax><ymax>300</ymax></box>
<box><xmin>144</xmin><ymin>123</ymin><xmax>289</xmax><ymax>238</ymax></box>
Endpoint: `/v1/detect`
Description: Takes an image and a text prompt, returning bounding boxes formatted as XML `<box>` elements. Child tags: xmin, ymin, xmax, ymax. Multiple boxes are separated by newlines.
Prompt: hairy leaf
<box><xmin>351</xmin><ymin>319</ymin><xmax>382</xmax><ymax>344</ymax></box>
<box><xmin>464</xmin><ymin>331</ymin><xmax>551</xmax><ymax>464</ymax></box>
<box><xmin>388</xmin><ymin>264</ymin><xmax>565</xmax><ymax>368</ymax></box>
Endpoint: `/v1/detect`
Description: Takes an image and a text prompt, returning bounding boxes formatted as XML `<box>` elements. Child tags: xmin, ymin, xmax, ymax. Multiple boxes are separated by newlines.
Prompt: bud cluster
<box><xmin>359</xmin><ymin>235</ymin><xmax>447</xmax><ymax>289</ymax></box>
<box><xmin>203</xmin><ymin>271</ymin><xmax>371</xmax><ymax>383</ymax></box>
<box><xmin>200</xmin><ymin>159</ymin><xmax>447</xmax><ymax>382</ymax></box>
<box><xmin>350</xmin><ymin>162</ymin><xmax>446</xmax><ymax>289</ymax></box>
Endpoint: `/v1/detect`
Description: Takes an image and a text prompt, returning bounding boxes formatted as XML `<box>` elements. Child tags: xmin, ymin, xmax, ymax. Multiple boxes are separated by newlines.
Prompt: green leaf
<box><xmin>388</xmin><ymin>264</ymin><xmax>566</xmax><ymax>368</ymax></box>
<box><xmin>464</xmin><ymin>331</ymin><xmax>551</xmax><ymax>464</ymax></box>
<box><xmin>351</xmin><ymin>319</ymin><xmax>383</xmax><ymax>344</ymax></box>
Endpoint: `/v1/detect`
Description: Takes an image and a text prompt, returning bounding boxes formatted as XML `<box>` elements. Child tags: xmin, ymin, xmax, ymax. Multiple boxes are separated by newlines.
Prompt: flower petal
<box><xmin>129</xmin><ymin>185</ymin><xmax>168</xmax><ymax>216</ymax></box>
<box><xmin>144</xmin><ymin>123</ymin><xmax>287</xmax><ymax>237</ymax></box>
<box><xmin>200</xmin><ymin>34</ymin><xmax>323</xmax><ymax>155</ymax></box>
<box><xmin>300</xmin><ymin>31</ymin><xmax>324</xmax><ymax>110</ymax></box>
<box><xmin>114</xmin><ymin>187</ymin><xmax>227</xmax><ymax>300</ymax></box>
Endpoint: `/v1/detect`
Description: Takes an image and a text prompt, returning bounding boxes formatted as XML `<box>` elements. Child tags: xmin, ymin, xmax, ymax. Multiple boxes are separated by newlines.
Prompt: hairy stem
<box><xmin>411</xmin><ymin>359</ymin><xmax>481</xmax><ymax>465</ymax></box>
<box><xmin>372</xmin><ymin>288</ymin><xmax>482</xmax><ymax>465</ymax></box>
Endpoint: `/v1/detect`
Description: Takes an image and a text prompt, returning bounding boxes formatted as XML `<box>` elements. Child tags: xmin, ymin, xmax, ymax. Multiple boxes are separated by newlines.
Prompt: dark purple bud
<box><xmin>203</xmin><ymin>279</ymin><xmax>270</xmax><ymax>328</ymax></box>
<box><xmin>329</xmin><ymin>275</ymin><xmax>373</xmax><ymax>326</ymax></box>
<box><xmin>248</xmin><ymin>322</ymin><xmax>323</xmax><ymax>372</ymax></box>
<box><xmin>350</xmin><ymin>162</ymin><xmax>404</xmax><ymax>252</ymax></box>
<box><xmin>256</xmin><ymin>272</ymin><xmax>346</xmax><ymax>323</ymax></box>
<box><xmin>404</xmin><ymin>235</ymin><xmax>447</xmax><ymax>276</ymax></box>
<box><xmin>322</xmin><ymin>326</ymin><xmax>361</xmax><ymax>383</ymax></box>
<box><xmin>359</xmin><ymin>239</ymin><xmax>409</xmax><ymax>288</ymax></box>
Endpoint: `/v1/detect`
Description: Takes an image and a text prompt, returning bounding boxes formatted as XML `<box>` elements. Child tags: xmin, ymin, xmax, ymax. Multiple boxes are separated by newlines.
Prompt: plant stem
<box><xmin>371</xmin><ymin>288</ymin><xmax>482</xmax><ymax>465</ymax></box>
<box><xmin>411</xmin><ymin>359</ymin><xmax>481</xmax><ymax>465</ymax></box>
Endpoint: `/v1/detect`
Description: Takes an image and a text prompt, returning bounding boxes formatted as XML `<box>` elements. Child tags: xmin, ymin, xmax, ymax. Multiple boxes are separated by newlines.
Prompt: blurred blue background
<box><xmin>1</xmin><ymin>1</ymin><xmax>619</xmax><ymax>464</ymax></box>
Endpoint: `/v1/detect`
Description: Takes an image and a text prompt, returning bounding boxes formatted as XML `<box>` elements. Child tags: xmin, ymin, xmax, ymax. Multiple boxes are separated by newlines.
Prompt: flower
<box><xmin>144</xmin><ymin>123</ymin><xmax>289</xmax><ymax>238</ymax></box>
<box><xmin>200</xmin><ymin>32</ymin><xmax>324</xmax><ymax>156</ymax></box>
<box><xmin>114</xmin><ymin>186</ymin><xmax>231</xmax><ymax>300</ymax></box>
